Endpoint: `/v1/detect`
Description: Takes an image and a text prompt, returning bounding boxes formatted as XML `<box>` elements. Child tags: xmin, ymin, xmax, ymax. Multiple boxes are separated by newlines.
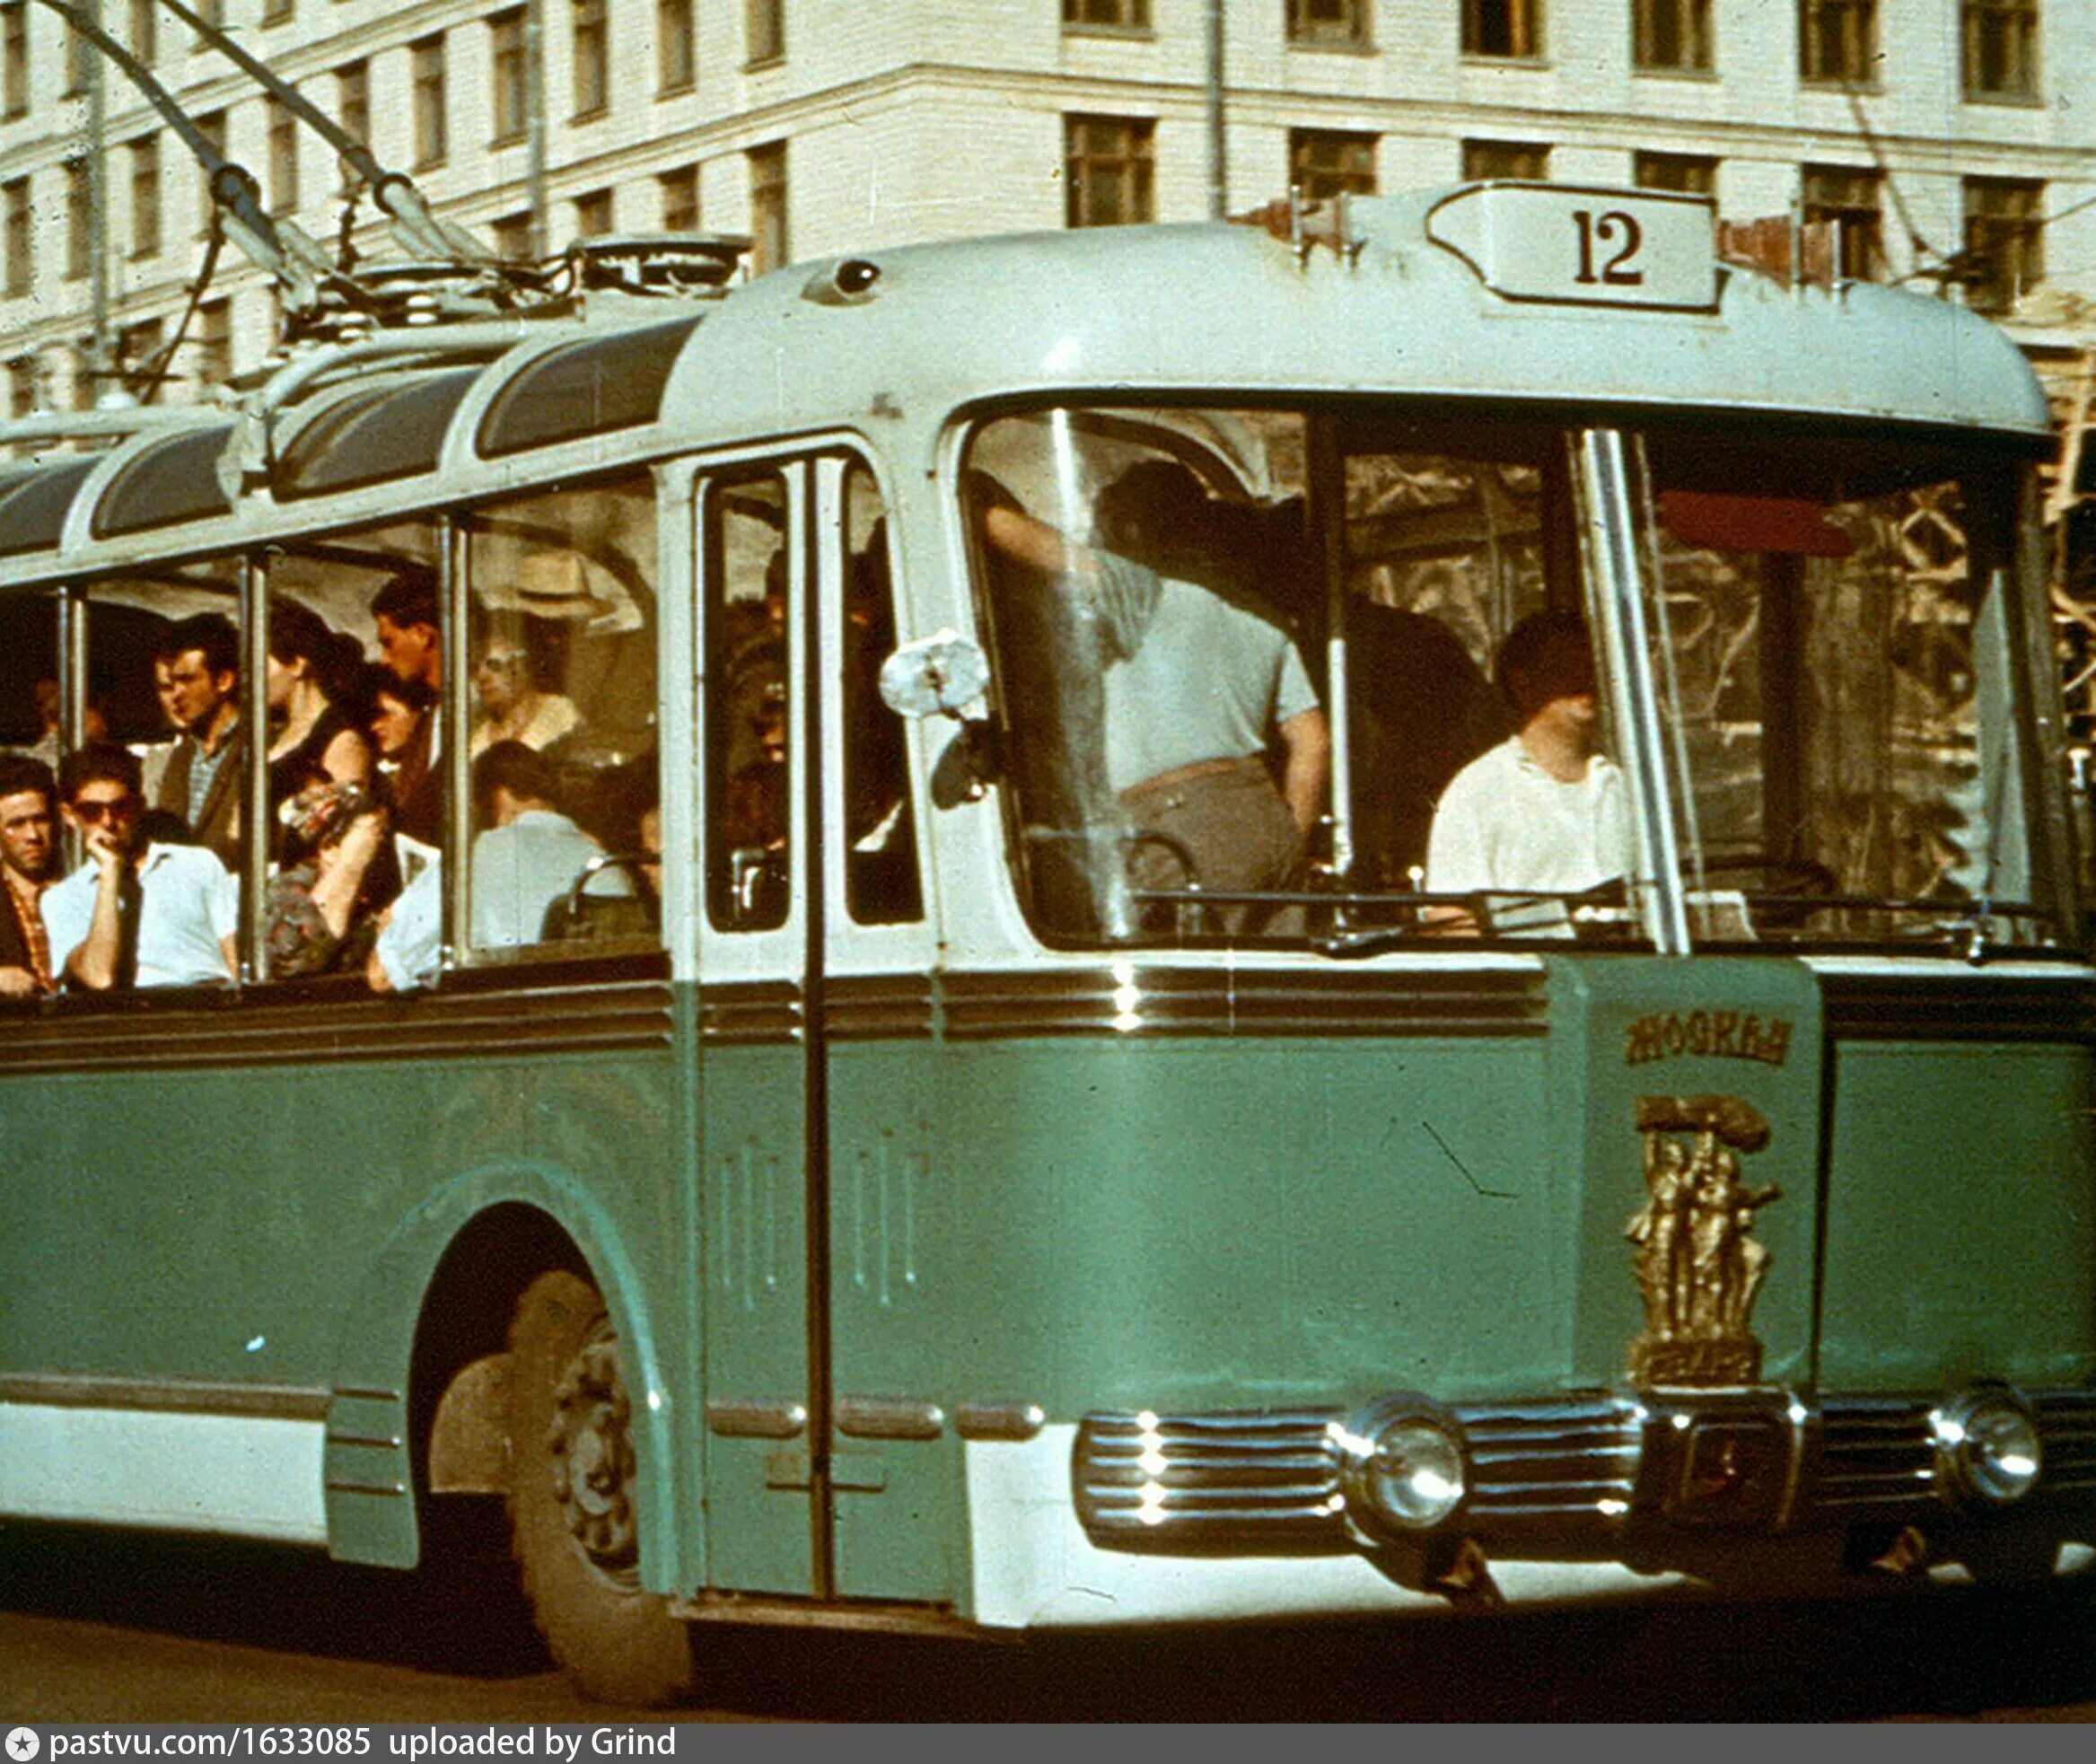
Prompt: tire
<box><xmin>505</xmin><ymin>1268</ymin><xmax>694</xmax><ymax>1705</ymax></box>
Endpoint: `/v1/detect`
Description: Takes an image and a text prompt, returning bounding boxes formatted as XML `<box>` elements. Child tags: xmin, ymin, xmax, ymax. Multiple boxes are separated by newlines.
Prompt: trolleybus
<box><xmin>1</xmin><ymin>180</ymin><xmax>2092</xmax><ymax>1703</ymax></box>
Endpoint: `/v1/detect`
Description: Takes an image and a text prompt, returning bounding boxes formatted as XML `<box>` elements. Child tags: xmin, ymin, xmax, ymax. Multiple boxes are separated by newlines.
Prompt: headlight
<box><xmin>1337</xmin><ymin>1397</ymin><xmax>1467</xmax><ymax>1537</ymax></box>
<box><xmin>1932</xmin><ymin>1389</ymin><xmax>2042</xmax><ymax>1507</ymax></box>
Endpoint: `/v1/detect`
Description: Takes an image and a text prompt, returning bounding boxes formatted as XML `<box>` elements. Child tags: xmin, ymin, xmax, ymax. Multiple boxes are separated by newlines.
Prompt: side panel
<box><xmin>1820</xmin><ymin>1040</ymin><xmax>2096</xmax><ymax>1390</ymax></box>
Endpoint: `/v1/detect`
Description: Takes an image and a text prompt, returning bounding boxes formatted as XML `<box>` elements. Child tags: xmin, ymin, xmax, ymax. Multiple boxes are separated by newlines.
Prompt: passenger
<box><xmin>469</xmin><ymin>627</ymin><xmax>580</xmax><ymax>759</ymax></box>
<box><xmin>972</xmin><ymin>460</ymin><xmax>1329</xmax><ymax>929</ymax></box>
<box><xmin>44</xmin><ymin>743</ymin><xmax>237</xmax><ymax>990</ymax></box>
<box><xmin>372</xmin><ymin>572</ymin><xmax>443</xmax><ymax>697</ymax></box>
<box><xmin>0</xmin><ymin>754</ymin><xmax>59</xmax><ymax>997</ymax></box>
<box><xmin>366</xmin><ymin>668</ymin><xmax>441</xmax><ymax>852</ymax></box>
<box><xmin>365</xmin><ymin>741</ymin><xmax>631</xmax><ymax>993</ymax></box>
<box><xmin>266</xmin><ymin>781</ymin><xmax>390</xmax><ymax>979</ymax></box>
<box><xmin>469</xmin><ymin>740</ymin><xmax>630</xmax><ymax>946</ymax></box>
<box><xmin>11</xmin><ymin>678</ymin><xmax>109</xmax><ymax>769</ymax></box>
<box><xmin>151</xmin><ymin>613</ymin><xmax>246</xmax><ymax>867</ymax></box>
<box><xmin>267</xmin><ymin>601</ymin><xmax>373</xmax><ymax>827</ymax></box>
<box><xmin>1422</xmin><ymin>610</ymin><xmax>1630</xmax><ymax>914</ymax></box>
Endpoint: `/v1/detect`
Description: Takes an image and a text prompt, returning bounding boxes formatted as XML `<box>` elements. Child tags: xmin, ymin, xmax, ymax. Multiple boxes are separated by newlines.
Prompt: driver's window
<box><xmin>704</xmin><ymin>471</ymin><xmax>791</xmax><ymax>931</ymax></box>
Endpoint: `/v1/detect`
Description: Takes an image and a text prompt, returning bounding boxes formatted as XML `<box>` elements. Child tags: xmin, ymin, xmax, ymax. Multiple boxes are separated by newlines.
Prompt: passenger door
<box><xmin>696</xmin><ymin>461</ymin><xmax>819</xmax><ymax>1594</ymax></box>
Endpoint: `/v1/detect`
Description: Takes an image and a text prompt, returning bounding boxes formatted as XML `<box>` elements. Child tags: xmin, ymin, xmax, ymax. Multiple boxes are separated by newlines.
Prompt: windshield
<box><xmin>960</xmin><ymin>404</ymin><xmax>2068</xmax><ymax>954</ymax></box>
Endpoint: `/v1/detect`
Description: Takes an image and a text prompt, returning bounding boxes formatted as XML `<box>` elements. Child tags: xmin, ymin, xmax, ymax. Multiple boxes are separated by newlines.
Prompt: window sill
<box><xmin>656</xmin><ymin>80</ymin><xmax>696</xmax><ymax>99</ymax></box>
<box><xmin>1459</xmin><ymin>53</ymin><xmax>1549</xmax><ymax>70</ymax></box>
<box><xmin>1631</xmin><ymin>66</ymin><xmax>1718</xmax><ymax>82</ymax></box>
<box><xmin>490</xmin><ymin>129</ymin><xmax>526</xmax><ymax>149</ymax></box>
<box><xmin>571</xmin><ymin>106</ymin><xmax>608</xmax><ymax>126</ymax></box>
<box><xmin>1962</xmin><ymin>88</ymin><xmax>2045</xmax><ymax>110</ymax></box>
<box><xmin>1800</xmin><ymin>77</ymin><xmax>1882</xmax><ymax>95</ymax></box>
<box><xmin>1286</xmin><ymin>37</ymin><xmax>1376</xmax><ymax>57</ymax></box>
<box><xmin>744</xmin><ymin>53</ymin><xmax>784</xmax><ymax>73</ymax></box>
<box><xmin>1062</xmin><ymin>25</ymin><xmax>1156</xmax><ymax>42</ymax></box>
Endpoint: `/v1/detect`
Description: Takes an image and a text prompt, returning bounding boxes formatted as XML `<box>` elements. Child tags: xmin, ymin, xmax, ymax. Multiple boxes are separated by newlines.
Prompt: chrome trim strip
<box><xmin>941</xmin><ymin>967</ymin><xmax>1548</xmax><ymax>1040</ymax></box>
<box><xmin>0</xmin><ymin>1373</ymin><xmax>331</xmax><ymax>1420</ymax></box>
<box><xmin>826</xmin><ymin>975</ymin><xmax>936</xmax><ymax>1039</ymax></box>
<box><xmin>0</xmin><ymin>970</ymin><xmax>674</xmax><ymax>1073</ymax></box>
<box><xmin>954</xmin><ymin>1401</ymin><xmax>1048</xmax><ymax>1443</ymax></box>
<box><xmin>323</xmin><ymin>1479</ymin><xmax>408</xmax><ymax>1497</ymax></box>
<box><xmin>706</xmin><ymin>1399</ymin><xmax>809</xmax><ymax>1440</ymax></box>
<box><xmin>835</xmin><ymin>1397</ymin><xmax>946</xmax><ymax>1442</ymax></box>
<box><xmin>700</xmin><ymin>981</ymin><xmax>803</xmax><ymax>1045</ymax></box>
<box><xmin>331</xmin><ymin>1386</ymin><xmax>405</xmax><ymax>1405</ymax></box>
<box><xmin>325</xmin><ymin>1432</ymin><xmax>404</xmax><ymax>1451</ymax></box>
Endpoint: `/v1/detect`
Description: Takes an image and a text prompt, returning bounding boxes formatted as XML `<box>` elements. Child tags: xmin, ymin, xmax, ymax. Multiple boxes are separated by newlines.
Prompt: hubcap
<box><xmin>547</xmin><ymin>1324</ymin><xmax>641</xmax><ymax>1581</ymax></box>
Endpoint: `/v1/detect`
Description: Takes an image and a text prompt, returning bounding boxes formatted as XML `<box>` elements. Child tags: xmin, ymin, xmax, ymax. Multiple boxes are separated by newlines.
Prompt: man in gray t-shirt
<box><xmin>976</xmin><ymin>460</ymin><xmax>1329</xmax><ymax>927</ymax></box>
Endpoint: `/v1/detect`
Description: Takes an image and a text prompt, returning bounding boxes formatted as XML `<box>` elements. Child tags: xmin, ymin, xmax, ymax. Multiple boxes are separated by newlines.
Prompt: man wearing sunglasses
<box><xmin>42</xmin><ymin>745</ymin><xmax>237</xmax><ymax>991</ymax></box>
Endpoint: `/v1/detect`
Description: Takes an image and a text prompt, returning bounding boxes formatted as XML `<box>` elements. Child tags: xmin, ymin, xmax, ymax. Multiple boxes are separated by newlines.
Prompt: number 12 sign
<box><xmin>1425</xmin><ymin>183</ymin><xmax>1720</xmax><ymax>313</ymax></box>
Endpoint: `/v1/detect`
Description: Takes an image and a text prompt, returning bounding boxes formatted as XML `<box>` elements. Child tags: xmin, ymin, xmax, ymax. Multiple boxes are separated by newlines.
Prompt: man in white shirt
<box><xmin>44</xmin><ymin>745</ymin><xmax>237</xmax><ymax>990</ymax></box>
<box><xmin>1425</xmin><ymin>610</ymin><xmax>1630</xmax><ymax>924</ymax></box>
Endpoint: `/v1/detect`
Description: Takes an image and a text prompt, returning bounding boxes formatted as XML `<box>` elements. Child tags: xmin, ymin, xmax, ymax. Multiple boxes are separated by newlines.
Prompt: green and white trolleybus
<box><xmin>1</xmin><ymin>180</ymin><xmax>2092</xmax><ymax>1702</ymax></box>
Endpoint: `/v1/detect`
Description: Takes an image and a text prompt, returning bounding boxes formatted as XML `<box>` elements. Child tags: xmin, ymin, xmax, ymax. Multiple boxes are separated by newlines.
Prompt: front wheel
<box><xmin>506</xmin><ymin>1269</ymin><xmax>694</xmax><ymax>1705</ymax></box>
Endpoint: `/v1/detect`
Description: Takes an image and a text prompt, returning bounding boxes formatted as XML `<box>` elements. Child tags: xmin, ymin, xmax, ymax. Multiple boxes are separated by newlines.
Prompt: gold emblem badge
<box><xmin>1625</xmin><ymin>1094</ymin><xmax>1782</xmax><ymax>1386</ymax></box>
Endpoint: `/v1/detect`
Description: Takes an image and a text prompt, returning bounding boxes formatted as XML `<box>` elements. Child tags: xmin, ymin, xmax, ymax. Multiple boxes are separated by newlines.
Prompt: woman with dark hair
<box><xmin>267</xmin><ymin>601</ymin><xmax>373</xmax><ymax>822</ymax></box>
<box><xmin>366</xmin><ymin>667</ymin><xmax>441</xmax><ymax>850</ymax></box>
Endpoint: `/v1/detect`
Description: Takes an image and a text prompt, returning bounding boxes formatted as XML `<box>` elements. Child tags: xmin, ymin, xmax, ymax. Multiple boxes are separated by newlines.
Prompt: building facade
<box><xmin>0</xmin><ymin>0</ymin><xmax>2092</xmax><ymax>405</ymax></box>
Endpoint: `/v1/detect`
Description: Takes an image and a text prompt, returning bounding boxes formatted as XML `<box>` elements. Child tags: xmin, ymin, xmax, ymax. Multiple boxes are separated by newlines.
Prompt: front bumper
<box><xmin>1074</xmin><ymin>1386</ymin><xmax>2096</xmax><ymax>1573</ymax></box>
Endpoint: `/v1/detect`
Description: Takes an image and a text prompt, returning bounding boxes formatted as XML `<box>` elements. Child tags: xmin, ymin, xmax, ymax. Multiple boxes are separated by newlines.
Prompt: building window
<box><xmin>1065</xmin><ymin>114</ymin><xmax>1153</xmax><ymax>228</ymax></box>
<box><xmin>7</xmin><ymin>355</ymin><xmax>36</xmax><ymax>417</ymax></box>
<box><xmin>746</xmin><ymin>0</ymin><xmax>782</xmax><ymax>66</ymax></box>
<box><xmin>412</xmin><ymin>35</ymin><xmax>448</xmax><ymax>169</ymax></box>
<box><xmin>660</xmin><ymin>164</ymin><xmax>699</xmax><ymax>232</ymax></box>
<box><xmin>749</xmin><ymin>140</ymin><xmax>786</xmax><ymax>272</ymax></box>
<box><xmin>1633</xmin><ymin>151</ymin><xmax>1715</xmax><ymax>194</ymax></box>
<box><xmin>1463</xmin><ymin>139</ymin><xmax>1549</xmax><ymax>180</ymax></box>
<box><xmin>65</xmin><ymin>157</ymin><xmax>92</xmax><ymax>282</ymax></box>
<box><xmin>1963</xmin><ymin>0</ymin><xmax>2038</xmax><ymax>100</ymax></box>
<box><xmin>492</xmin><ymin>211</ymin><xmax>534</xmax><ymax>259</ymax></box>
<box><xmin>127</xmin><ymin>0</ymin><xmax>154</xmax><ymax>63</ymax></box>
<box><xmin>1963</xmin><ymin>177</ymin><xmax>2043</xmax><ymax>314</ymax></box>
<box><xmin>1799</xmin><ymin>0</ymin><xmax>1876</xmax><ymax>85</ymax></box>
<box><xmin>1290</xmin><ymin>129</ymin><xmax>1376</xmax><ymax>201</ymax></box>
<box><xmin>191</xmin><ymin>0</ymin><xmax>223</xmax><ymax>41</ymax></box>
<box><xmin>1065</xmin><ymin>0</ymin><xmax>1149</xmax><ymax>28</ymax></box>
<box><xmin>1463</xmin><ymin>0</ymin><xmax>1543</xmax><ymax>57</ymax></box>
<box><xmin>129</xmin><ymin>136</ymin><xmax>161</xmax><ymax>259</ymax></box>
<box><xmin>196</xmin><ymin>297</ymin><xmax>231</xmax><ymax>386</ymax></box>
<box><xmin>117</xmin><ymin>317</ymin><xmax>163</xmax><ymax>403</ymax></box>
<box><xmin>337</xmin><ymin>61</ymin><xmax>369</xmax><ymax>190</ymax></box>
<box><xmin>658</xmin><ymin>0</ymin><xmax>695</xmax><ymax>90</ymax></box>
<box><xmin>64</xmin><ymin>13</ymin><xmax>87</xmax><ymax>94</ymax></box>
<box><xmin>574</xmin><ymin>187</ymin><xmax>612</xmax><ymax>238</ymax></box>
<box><xmin>490</xmin><ymin>10</ymin><xmax>527</xmax><ymax>145</ymax></box>
<box><xmin>2</xmin><ymin>4</ymin><xmax>25</xmax><ymax>119</ymax></box>
<box><xmin>573</xmin><ymin>0</ymin><xmax>608</xmax><ymax>118</ymax></box>
<box><xmin>1288</xmin><ymin>0</ymin><xmax>1370</xmax><ymax>48</ymax></box>
<box><xmin>1802</xmin><ymin>163</ymin><xmax>1884</xmax><ymax>280</ymax></box>
<box><xmin>196</xmin><ymin>110</ymin><xmax>225</xmax><ymax>239</ymax></box>
<box><xmin>4</xmin><ymin>176</ymin><xmax>29</xmax><ymax>298</ymax></box>
<box><xmin>262</xmin><ymin>0</ymin><xmax>294</xmax><ymax>24</ymax></box>
<box><xmin>1634</xmin><ymin>0</ymin><xmax>1710</xmax><ymax>72</ymax></box>
<box><xmin>267</xmin><ymin>97</ymin><xmax>298</xmax><ymax>216</ymax></box>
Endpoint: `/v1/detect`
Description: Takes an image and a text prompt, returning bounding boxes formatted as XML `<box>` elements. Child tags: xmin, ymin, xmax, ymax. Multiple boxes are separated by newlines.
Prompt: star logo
<box><xmin>7</xmin><ymin>1728</ymin><xmax>40</xmax><ymax>1762</ymax></box>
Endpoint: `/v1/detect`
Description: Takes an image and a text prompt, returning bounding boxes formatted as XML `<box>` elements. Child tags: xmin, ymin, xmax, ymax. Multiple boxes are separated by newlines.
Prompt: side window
<box><xmin>263</xmin><ymin>522</ymin><xmax>440</xmax><ymax>986</ymax></box>
<box><xmin>30</xmin><ymin>566</ymin><xmax>247</xmax><ymax>996</ymax></box>
<box><xmin>704</xmin><ymin>471</ymin><xmax>790</xmax><ymax>931</ymax></box>
<box><xmin>460</xmin><ymin>473</ymin><xmax>660</xmax><ymax>957</ymax></box>
<box><xmin>842</xmin><ymin>463</ymin><xmax>920</xmax><ymax>925</ymax></box>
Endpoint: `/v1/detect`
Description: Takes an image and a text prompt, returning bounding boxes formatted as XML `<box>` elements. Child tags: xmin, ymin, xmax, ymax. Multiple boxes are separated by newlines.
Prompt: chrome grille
<box><xmin>1457</xmin><ymin>1397</ymin><xmax>1643</xmax><ymax>1527</ymax></box>
<box><xmin>1073</xmin><ymin>1411</ymin><xmax>1343</xmax><ymax>1545</ymax></box>
<box><xmin>2034</xmin><ymin>1391</ymin><xmax>2096</xmax><ymax>1492</ymax></box>
<box><xmin>1809</xmin><ymin>1398</ymin><xmax>1940</xmax><ymax>1516</ymax></box>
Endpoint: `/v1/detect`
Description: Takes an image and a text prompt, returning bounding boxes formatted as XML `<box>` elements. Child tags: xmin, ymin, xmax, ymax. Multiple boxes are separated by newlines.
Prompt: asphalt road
<box><xmin>4</xmin><ymin>1519</ymin><xmax>2096</xmax><ymax>1722</ymax></box>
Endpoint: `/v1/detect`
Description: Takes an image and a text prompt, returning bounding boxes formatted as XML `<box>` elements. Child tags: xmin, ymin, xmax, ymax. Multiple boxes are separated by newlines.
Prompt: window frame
<box><xmin>1065</xmin><ymin>113</ymin><xmax>1156</xmax><ymax>230</ymax></box>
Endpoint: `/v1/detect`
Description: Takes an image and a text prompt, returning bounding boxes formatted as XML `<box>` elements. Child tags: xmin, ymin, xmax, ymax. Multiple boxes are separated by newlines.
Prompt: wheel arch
<box><xmin>322</xmin><ymin>1161</ymin><xmax>682</xmax><ymax>1584</ymax></box>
